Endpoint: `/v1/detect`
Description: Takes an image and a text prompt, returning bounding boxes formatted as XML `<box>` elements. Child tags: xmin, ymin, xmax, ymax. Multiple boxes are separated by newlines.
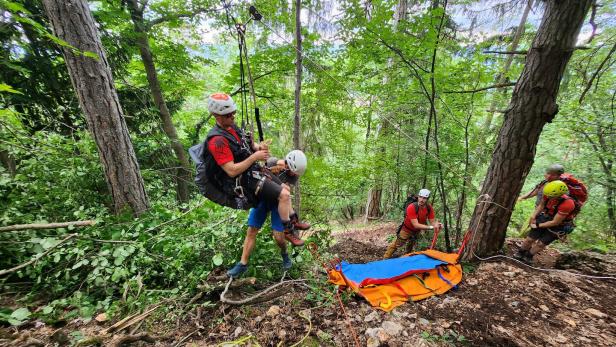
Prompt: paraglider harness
<box><xmin>188</xmin><ymin>5</ymin><xmax>270</xmax><ymax>210</ymax></box>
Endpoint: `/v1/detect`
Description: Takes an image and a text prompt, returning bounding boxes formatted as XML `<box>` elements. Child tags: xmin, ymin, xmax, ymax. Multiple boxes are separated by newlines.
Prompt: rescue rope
<box><xmin>467</xmin><ymin>195</ymin><xmax>616</xmax><ymax>281</ymax></box>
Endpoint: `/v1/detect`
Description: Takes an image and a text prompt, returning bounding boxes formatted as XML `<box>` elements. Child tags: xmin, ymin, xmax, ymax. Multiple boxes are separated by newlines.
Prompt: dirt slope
<box><xmin>2</xmin><ymin>223</ymin><xmax>615</xmax><ymax>346</ymax></box>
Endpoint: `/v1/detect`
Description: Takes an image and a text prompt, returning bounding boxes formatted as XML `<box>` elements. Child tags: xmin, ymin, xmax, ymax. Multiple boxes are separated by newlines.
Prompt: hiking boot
<box><xmin>281</xmin><ymin>252</ymin><xmax>292</xmax><ymax>270</ymax></box>
<box><xmin>513</xmin><ymin>250</ymin><xmax>532</xmax><ymax>264</ymax></box>
<box><xmin>227</xmin><ymin>262</ymin><xmax>248</xmax><ymax>278</ymax></box>
<box><xmin>284</xmin><ymin>230</ymin><xmax>305</xmax><ymax>247</ymax></box>
<box><xmin>293</xmin><ymin>220</ymin><xmax>311</xmax><ymax>230</ymax></box>
<box><xmin>290</xmin><ymin>213</ymin><xmax>311</xmax><ymax>230</ymax></box>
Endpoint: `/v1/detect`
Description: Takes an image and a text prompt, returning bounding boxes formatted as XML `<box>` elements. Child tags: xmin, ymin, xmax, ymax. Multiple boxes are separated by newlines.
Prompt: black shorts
<box><xmin>244</xmin><ymin>174</ymin><xmax>283</xmax><ymax>206</ymax></box>
<box><xmin>528</xmin><ymin>223</ymin><xmax>573</xmax><ymax>245</ymax></box>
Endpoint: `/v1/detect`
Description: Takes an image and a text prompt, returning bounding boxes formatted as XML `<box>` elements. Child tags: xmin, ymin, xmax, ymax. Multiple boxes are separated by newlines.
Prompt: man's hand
<box><xmin>257</xmin><ymin>139</ymin><xmax>272</xmax><ymax>151</ymax></box>
<box><xmin>252</xmin><ymin>149</ymin><xmax>270</xmax><ymax>161</ymax></box>
<box><xmin>517</xmin><ymin>196</ymin><xmax>525</xmax><ymax>202</ymax></box>
<box><xmin>530</xmin><ymin>223</ymin><xmax>538</xmax><ymax>229</ymax></box>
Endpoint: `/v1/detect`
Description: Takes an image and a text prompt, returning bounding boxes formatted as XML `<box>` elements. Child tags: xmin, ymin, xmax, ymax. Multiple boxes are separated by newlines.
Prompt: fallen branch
<box><xmin>0</xmin><ymin>234</ymin><xmax>78</xmax><ymax>276</ymax></box>
<box><xmin>220</xmin><ymin>278</ymin><xmax>307</xmax><ymax>305</ymax></box>
<box><xmin>109</xmin><ymin>332</ymin><xmax>155</xmax><ymax>347</ymax></box>
<box><xmin>0</xmin><ymin>220</ymin><xmax>95</xmax><ymax>232</ymax></box>
<box><xmin>100</xmin><ymin>305</ymin><xmax>161</xmax><ymax>335</ymax></box>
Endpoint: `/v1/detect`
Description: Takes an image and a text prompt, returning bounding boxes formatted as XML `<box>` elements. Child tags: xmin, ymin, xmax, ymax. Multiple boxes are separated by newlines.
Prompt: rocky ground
<box><xmin>2</xmin><ymin>222</ymin><xmax>615</xmax><ymax>346</ymax></box>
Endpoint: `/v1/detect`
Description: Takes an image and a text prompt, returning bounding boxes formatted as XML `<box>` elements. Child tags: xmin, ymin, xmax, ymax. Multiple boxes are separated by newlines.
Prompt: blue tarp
<box><xmin>338</xmin><ymin>254</ymin><xmax>446</xmax><ymax>286</ymax></box>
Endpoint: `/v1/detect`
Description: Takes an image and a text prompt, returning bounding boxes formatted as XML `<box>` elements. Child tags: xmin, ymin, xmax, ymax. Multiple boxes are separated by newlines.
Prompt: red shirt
<box><xmin>543</xmin><ymin>195</ymin><xmax>576</xmax><ymax>220</ymax></box>
<box><xmin>207</xmin><ymin>127</ymin><xmax>241</xmax><ymax>166</ymax></box>
<box><xmin>403</xmin><ymin>203</ymin><xmax>435</xmax><ymax>232</ymax></box>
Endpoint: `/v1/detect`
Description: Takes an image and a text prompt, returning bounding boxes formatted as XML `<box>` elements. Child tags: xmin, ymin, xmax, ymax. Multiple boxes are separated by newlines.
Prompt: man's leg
<box><xmin>270</xmin><ymin>208</ymin><xmax>291</xmax><ymax>270</ymax></box>
<box><xmin>228</xmin><ymin>202</ymin><xmax>267</xmax><ymax>278</ymax></box>
<box><xmin>384</xmin><ymin>228</ymin><xmax>411</xmax><ymax>259</ymax></box>
<box><xmin>256</xmin><ymin>179</ymin><xmax>303</xmax><ymax>246</ymax></box>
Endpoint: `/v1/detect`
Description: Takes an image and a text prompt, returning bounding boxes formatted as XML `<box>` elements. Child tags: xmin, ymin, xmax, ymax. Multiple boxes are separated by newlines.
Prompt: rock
<box><xmin>233</xmin><ymin>326</ymin><xmax>242</xmax><ymax>338</ymax></box>
<box><xmin>554</xmin><ymin>334</ymin><xmax>567</xmax><ymax>343</ymax></box>
<box><xmin>442</xmin><ymin>297</ymin><xmax>457</xmax><ymax>305</ymax></box>
<box><xmin>95</xmin><ymin>313</ymin><xmax>108</xmax><ymax>323</ymax></box>
<box><xmin>441</xmin><ymin>321</ymin><xmax>451</xmax><ymax>329</ymax></box>
<box><xmin>539</xmin><ymin>305</ymin><xmax>550</xmax><ymax>312</ymax></box>
<box><xmin>503</xmin><ymin>272</ymin><xmax>516</xmax><ymax>277</ymax></box>
<box><xmin>382</xmin><ymin>321</ymin><xmax>404</xmax><ymax>336</ymax></box>
<box><xmin>254</xmin><ymin>315</ymin><xmax>263</xmax><ymax>324</ymax></box>
<box><xmin>585</xmin><ymin>308</ymin><xmax>607</xmax><ymax>318</ymax></box>
<box><xmin>367</xmin><ymin>337</ymin><xmax>380</xmax><ymax>347</ymax></box>
<box><xmin>277</xmin><ymin>329</ymin><xmax>287</xmax><ymax>339</ymax></box>
<box><xmin>510</xmin><ymin>301</ymin><xmax>519</xmax><ymax>308</ymax></box>
<box><xmin>266</xmin><ymin>305</ymin><xmax>281</xmax><ymax>317</ymax></box>
<box><xmin>419</xmin><ymin>318</ymin><xmax>430</xmax><ymax>326</ymax></box>
<box><xmin>51</xmin><ymin>330</ymin><xmax>70</xmax><ymax>345</ymax></box>
<box><xmin>467</xmin><ymin>278</ymin><xmax>478</xmax><ymax>286</ymax></box>
<box><xmin>578</xmin><ymin>336</ymin><xmax>591</xmax><ymax>343</ymax></box>
<box><xmin>408</xmin><ymin>313</ymin><xmax>418</xmax><ymax>319</ymax></box>
<box><xmin>403</xmin><ymin>330</ymin><xmax>409</xmax><ymax>337</ymax></box>
<box><xmin>564</xmin><ymin>318</ymin><xmax>576</xmax><ymax>327</ymax></box>
<box><xmin>364</xmin><ymin>311</ymin><xmax>380</xmax><ymax>322</ymax></box>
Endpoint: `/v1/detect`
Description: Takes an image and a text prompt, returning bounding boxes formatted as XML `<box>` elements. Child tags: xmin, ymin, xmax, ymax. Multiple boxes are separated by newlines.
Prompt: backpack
<box><xmin>559</xmin><ymin>173</ymin><xmax>588</xmax><ymax>206</ymax></box>
<box><xmin>188</xmin><ymin>143</ymin><xmax>252</xmax><ymax>209</ymax></box>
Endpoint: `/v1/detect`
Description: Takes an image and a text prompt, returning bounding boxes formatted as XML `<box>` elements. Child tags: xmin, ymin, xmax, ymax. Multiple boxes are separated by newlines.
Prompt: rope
<box><xmin>334</xmin><ymin>289</ymin><xmax>361</xmax><ymax>347</ymax></box>
<box><xmin>466</xmin><ymin>195</ymin><xmax>616</xmax><ymax>281</ymax></box>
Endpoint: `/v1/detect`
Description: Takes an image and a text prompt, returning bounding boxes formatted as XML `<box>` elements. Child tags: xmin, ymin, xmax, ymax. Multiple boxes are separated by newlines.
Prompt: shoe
<box><xmin>227</xmin><ymin>262</ymin><xmax>248</xmax><ymax>278</ymax></box>
<box><xmin>290</xmin><ymin>213</ymin><xmax>311</xmax><ymax>230</ymax></box>
<box><xmin>281</xmin><ymin>252</ymin><xmax>292</xmax><ymax>270</ymax></box>
<box><xmin>284</xmin><ymin>230</ymin><xmax>305</xmax><ymax>247</ymax></box>
<box><xmin>513</xmin><ymin>250</ymin><xmax>527</xmax><ymax>261</ymax></box>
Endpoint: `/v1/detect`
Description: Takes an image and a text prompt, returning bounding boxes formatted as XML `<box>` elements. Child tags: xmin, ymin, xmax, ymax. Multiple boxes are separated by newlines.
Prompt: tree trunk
<box><xmin>42</xmin><ymin>0</ymin><xmax>149</xmax><ymax>216</ymax></box>
<box><xmin>463</xmin><ymin>0</ymin><xmax>593</xmax><ymax>258</ymax></box>
<box><xmin>0</xmin><ymin>150</ymin><xmax>16</xmax><ymax>177</ymax></box>
<box><xmin>364</xmin><ymin>0</ymin><xmax>408</xmax><ymax>221</ymax></box>
<box><xmin>127</xmin><ymin>0</ymin><xmax>191</xmax><ymax>205</ymax></box>
<box><xmin>293</xmin><ymin>0</ymin><xmax>303</xmax><ymax>214</ymax></box>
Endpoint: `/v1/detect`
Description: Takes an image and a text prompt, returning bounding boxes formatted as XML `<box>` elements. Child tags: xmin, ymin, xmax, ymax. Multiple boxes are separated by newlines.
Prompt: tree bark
<box><xmin>42</xmin><ymin>0</ymin><xmax>149</xmax><ymax>216</ymax></box>
<box><xmin>0</xmin><ymin>149</ymin><xmax>16</xmax><ymax>177</ymax></box>
<box><xmin>463</xmin><ymin>0</ymin><xmax>593</xmax><ymax>258</ymax></box>
<box><xmin>293</xmin><ymin>0</ymin><xmax>303</xmax><ymax>213</ymax></box>
<box><xmin>127</xmin><ymin>0</ymin><xmax>191</xmax><ymax>205</ymax></box>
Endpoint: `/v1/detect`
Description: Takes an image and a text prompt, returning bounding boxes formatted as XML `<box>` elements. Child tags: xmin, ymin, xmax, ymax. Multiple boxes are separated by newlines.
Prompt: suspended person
<box><xmin>227</xmin><ymin>151</ymin><xmax>310</xmax><ymax>278</ymax></box>
<box><xmin>514</xmin><ymin>180</ymin><xmax>579</xmax><ymax>263</ymax></box>
<box><xmin>384</xmin><ymin>189</ymin><xmax>443</xmax><ymax>259</ymax></box>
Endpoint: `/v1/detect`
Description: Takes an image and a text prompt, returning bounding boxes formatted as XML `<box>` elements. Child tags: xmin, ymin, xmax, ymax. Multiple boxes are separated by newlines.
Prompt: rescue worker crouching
<box><xmin>514</xmin><ymin>180</ymin><xmax>578</xmax><ymax>264</ymax></box>
<box><xmin>384</xmin><ymin>189</ymin><xmax>443</xmax><ymax>258</ymax></box>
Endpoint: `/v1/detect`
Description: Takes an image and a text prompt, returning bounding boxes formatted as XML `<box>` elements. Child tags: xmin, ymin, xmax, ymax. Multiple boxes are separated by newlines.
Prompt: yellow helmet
<box><xmin>543</xmin><ymin>180</ymin><xmax>568</xmax><ymax>198</ymax></box>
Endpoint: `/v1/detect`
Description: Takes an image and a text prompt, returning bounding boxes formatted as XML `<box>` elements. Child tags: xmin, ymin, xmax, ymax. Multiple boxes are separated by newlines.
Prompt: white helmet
<box><xmin>418</xmin><ymin>189</ymin><xmax>431</xmax><ymax>198</ymax></box>
<box><xmin>208</xmin><ymin>93</ymin><xmax>237</xmax><ymax>116</ymax></box>
<box><xmin>285</xmin><ymin>150</ymin><xmax>307</xmax><ymax>176</ymax></box>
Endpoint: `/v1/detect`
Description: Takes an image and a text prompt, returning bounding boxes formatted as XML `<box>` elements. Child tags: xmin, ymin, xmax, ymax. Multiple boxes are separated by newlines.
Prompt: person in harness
<box><xmin>227</xmin><ymin>151</ymin><xmax>310</xmax><ymax>278</ymax></box>
<box><xmin>514</xmin><ymin>180</ymin><xmax>579</xmax><ymax>263</ymax></box>
<box><xmin>383</xmin><ymin>189</ymin><xmax>443</xmax><ymax>258</ymax></box>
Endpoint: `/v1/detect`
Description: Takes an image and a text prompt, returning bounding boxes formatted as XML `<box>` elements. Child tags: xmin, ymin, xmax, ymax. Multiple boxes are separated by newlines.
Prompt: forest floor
<box><xmin>2</xmin><ymin>222</ymin><xmax>616</xmax><ymax>347</ymax></box>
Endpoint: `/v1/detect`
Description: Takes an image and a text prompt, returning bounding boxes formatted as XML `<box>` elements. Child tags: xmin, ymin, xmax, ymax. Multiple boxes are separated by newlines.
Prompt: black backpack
<box><xmin>188</xmin><ymin>143</ymin><xmax>252</xmax><ymax>209</ymax></box>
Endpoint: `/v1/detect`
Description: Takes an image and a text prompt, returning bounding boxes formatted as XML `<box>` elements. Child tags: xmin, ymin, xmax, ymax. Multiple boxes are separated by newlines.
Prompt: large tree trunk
<box><xmin>293</xmin><ymin>0</ymin><xmax>302</xmax><ymax>213</ymax></box>
<box><xmin>127</xmin><ymin>0</ymin><xmax>191</xmax><ymax>205</ymax></box>
<box><xmin>463</xmin><ymin>0</ymin><xmax>593</xmax><ymax>258</ymax></box>
<box><xmin>42</xmin><ymin>0</ymin><xmax>149</xmax><ymax>216</ymax></box>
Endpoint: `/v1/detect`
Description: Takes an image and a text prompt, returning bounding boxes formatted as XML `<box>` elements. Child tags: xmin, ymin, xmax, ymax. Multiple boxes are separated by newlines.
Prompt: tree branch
<box><xmin>579</xmin><ymin>41</ymin><xmax>616</xmax><ymax>104</ymax></box>
<box><xmin>145</xmin><ymin>7</ymin><xmax>222</xmax><ymax>30</ymax></box>
<box><xmin>484</xmin><ymin>46</ymin><xmax>591</xmax><ymax>55</ymax></box>
<box><xmin>0</xmin><ymin>220</ymin><xmax>95</xmax><ymax>232</ymax></box>
<box><xmin>0</xmin><ymin>234</ymin><xmax>77</xmax><ymax>276</ymax></box>
<box><xmin>444</xmin><ymin>82</ymin><xmax>517</xmax><ymax>94</ymax></box>
<box><xmin>230</xmin><ymin>69</ymin><xmax>287</xmax><ymax>96</ymax></box>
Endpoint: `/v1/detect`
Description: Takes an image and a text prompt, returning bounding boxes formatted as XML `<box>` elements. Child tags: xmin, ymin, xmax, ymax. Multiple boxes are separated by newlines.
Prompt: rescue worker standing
<box><xmin>514</xmin><ymin>180</ymin><xmax>578</xmax><ymax>263</ymax></box>
<box><xmin>384</xmin><ymin>189</ymin><xmax>443</xmax><ymax>258</ymax></box>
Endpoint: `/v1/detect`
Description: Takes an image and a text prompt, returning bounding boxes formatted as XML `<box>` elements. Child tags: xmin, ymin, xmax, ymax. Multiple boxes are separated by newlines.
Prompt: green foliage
<box><xmin>421</xmin><ymin>329</ymin><xmax>468</xmax><ymax>345</ymax></box>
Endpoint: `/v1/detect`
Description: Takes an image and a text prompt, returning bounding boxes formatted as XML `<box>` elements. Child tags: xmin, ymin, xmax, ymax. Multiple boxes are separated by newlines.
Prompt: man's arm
<box><xmin>220</xmin><ymin>150</ymin><xmax>269</xmax><ymax>178</ymax></box>
<box><xmin>518</xmin><ymin>186</ymin><xmax>539</xmax><ymax>202</ymax></box>
<box><xmin>536</xmin><ymin>213</ymin><xmax>566</xmax><ymax>229</ymax></box>
<box><xmin>428</xmin><ymin>219</ymin><xmax>443</xmax><ymax>228</ymax></box>
<box><xmin>410</xmin><ymin>218</ymin><xmax>435</xmax><ymax>230</ymax></box>
<box><xmin>529</xmin><ymin>200</ymin><xmax>545</xmax><ymax>224</ymax></box>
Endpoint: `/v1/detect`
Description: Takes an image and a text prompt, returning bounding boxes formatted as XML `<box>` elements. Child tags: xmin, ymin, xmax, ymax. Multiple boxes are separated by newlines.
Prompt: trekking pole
<box><xmin>430</xmin><ymin>226</ymin><xmax>441</xmax><ymax>249</ymax></box>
